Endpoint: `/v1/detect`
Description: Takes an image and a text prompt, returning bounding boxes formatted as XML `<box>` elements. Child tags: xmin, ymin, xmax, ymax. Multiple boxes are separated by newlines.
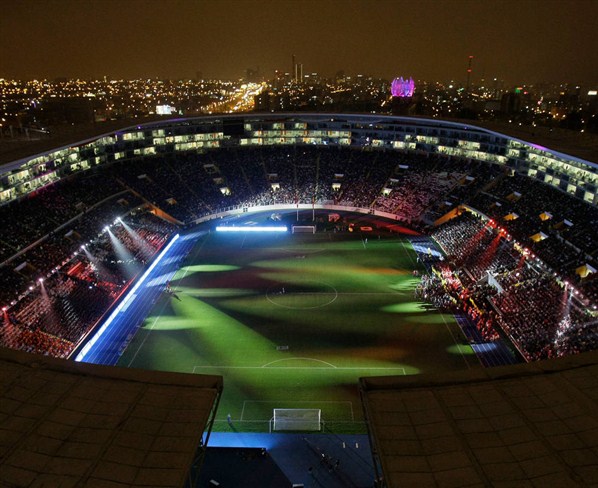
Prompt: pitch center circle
<box><xmin>266</xmin><ymin>281</ymin><xmax>338</xmax><ymax>309</ymax></box>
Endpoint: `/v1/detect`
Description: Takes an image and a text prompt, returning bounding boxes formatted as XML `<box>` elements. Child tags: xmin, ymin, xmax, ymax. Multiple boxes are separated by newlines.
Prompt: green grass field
<box><xmin>119</xmin><ymin>224</ymin><xmax>478</xmax><ymax>433</ymax></box>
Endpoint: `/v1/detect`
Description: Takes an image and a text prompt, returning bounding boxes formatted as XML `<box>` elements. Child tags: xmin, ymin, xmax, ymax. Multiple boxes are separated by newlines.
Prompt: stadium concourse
<box><xmin>0</xmin><ymin>114</ymin><xmax>597</xmax><ymax>486</ymax></box>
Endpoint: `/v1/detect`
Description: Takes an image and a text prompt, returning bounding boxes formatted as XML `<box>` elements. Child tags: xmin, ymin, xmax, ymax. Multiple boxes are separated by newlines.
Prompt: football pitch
<box><xmin>118</xmin><ymin>222</ymin><xmax>478</xmax><ymax>433</ymax></box>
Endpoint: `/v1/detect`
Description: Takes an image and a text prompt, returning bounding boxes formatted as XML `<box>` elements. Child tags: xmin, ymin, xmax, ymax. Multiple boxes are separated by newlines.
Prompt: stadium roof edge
<box><xmin>1</xmin><ymin>113</ymin><xmax>597</xmax><ymax>171</ymax></box>
<box><xmin>0</xmin><ymin>344</ymin><xmax>223</xmax><ymax>389</ymax></box>
<box><xmin>0</xmin><ymin>346</ymin><xmax>223</xmax><ymax>487</ymax></box>
<box><xmin>361</xmin><ymin>349</ymin><xmax>598</xmax><ymax>487</ymax></box>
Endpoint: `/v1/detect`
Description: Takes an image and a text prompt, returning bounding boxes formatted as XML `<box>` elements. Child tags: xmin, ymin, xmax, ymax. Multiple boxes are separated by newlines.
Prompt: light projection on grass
<box><xmin>181</xmin><ymin>264</ymin><xmax>241</xmax><ymax>272</ymax></box>
<box><xmin>447</xmin><ymin>343</ymin><xmax>477</xmax><ymax>355</ymax></box>
<box><xmin>381</xmin><ymin>302</ymin><xmax>431</xmax><ymax>313</ymax></box>
<box><xmin>173</xmin><ymin>286</ymin><xmax>257</xmax><ymax>298</ymax></box>
<box><xmin>216</xmin><ymin>226</ymin><xmax>287</xmax><ymax>233</ymax></box>
<box><xmin>388</xmin><ymin>278</ymin><xmax>422</xmax><ymax>291</ymax></box>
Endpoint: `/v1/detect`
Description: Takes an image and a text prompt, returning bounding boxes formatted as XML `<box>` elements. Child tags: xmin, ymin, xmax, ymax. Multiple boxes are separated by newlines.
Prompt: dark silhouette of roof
<box><xmin>0</xmin><ymin>347</ymin><xmax>222</xmax><ymax>487</ymax></box>
<box><xmin>360</xmin><ymin>350</ymin><xmax>598</xmax><ymax>487</ymax></box>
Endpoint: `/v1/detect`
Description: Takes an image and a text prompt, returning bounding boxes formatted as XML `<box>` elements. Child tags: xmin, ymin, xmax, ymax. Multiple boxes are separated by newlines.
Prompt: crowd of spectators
<box><xmin>0</xmin><ymin>191</ymin><xmax>144</xmax><ymax>305</ymax></box>
<box><xmin>0</xmin><ymin>210</ymin><xmax>176</xmax><ymax>357</ymax></box>
<box><xmin>0</xmin><ymin>174</ymin><xmax>122</xmax><ymax>262</ymax></box>
<box><xmin>419</xmin><ymin>212</ymin><xmax>597</xmax><ymax>360</ymax></box>
<box><xmin>111</xmin><ymin>146</ymin><xmax>458</xmax><ymax>220</ymax></box>
<box><xmin>464</xmin><ymin>173</ymin><xmax>598</xmax><ymax>302</ymax></box>
<box><xmin>374</xmin><ymin>154</ymin><xmax>467</xmax><ymax>223</ymax></box>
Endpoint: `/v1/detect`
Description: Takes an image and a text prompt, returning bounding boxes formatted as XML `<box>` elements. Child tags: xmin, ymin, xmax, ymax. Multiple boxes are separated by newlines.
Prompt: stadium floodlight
<box><xmin>216</xmin><ymin>226</ymin><xmax>287</xmax><ymax>233</ymax></box>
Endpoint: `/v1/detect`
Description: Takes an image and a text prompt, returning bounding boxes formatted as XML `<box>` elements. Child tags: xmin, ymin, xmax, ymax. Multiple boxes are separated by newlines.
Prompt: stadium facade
<box><xmin>2</xmin><ymin>114</ymin><xmax>597</xmax><ymax>207</ymax></box>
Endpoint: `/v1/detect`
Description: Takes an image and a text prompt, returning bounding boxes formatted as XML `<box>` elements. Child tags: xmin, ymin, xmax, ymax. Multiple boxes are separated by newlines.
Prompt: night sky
<box><xmin>1</xmin><ymin>0</ymin><xmax>597</xmax><ymax>84</ymax></box>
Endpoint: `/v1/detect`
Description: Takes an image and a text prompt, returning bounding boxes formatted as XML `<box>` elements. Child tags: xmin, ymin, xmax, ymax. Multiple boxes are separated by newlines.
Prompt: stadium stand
<box><xmin>0</xmin><ymin>115</ymin><xmax>596</xmax><ymax>366</ymax></box>
<box><xmin>420</xmin><ymin>211</ymin><xmax>597</xmax><ymax>360</ymax></box>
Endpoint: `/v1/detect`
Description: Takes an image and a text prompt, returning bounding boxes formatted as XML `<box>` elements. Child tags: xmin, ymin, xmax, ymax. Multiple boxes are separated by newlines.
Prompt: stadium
<box><xmin>1</xmin><ymin>113</ymin><xmax>597</xmax><ymax>487</ymax></box>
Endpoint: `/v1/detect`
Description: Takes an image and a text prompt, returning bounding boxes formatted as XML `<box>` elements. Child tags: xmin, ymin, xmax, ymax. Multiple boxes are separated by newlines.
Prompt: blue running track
<box><xmin>75</xmin><ymin>230</ymin><xmax>203</xmax><ymax>365</ymax></box>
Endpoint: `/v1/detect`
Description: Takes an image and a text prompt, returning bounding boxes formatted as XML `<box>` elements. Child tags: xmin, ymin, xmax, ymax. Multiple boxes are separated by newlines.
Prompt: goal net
<box><xmin>271</xmin><ymin>408</ymin><xmax>322</xmax><ymax>432</ymax></box>
<box><xmin>292</xmin><ymin>225</ymin><xmax>316</xmax><ymax>234</ymax></box>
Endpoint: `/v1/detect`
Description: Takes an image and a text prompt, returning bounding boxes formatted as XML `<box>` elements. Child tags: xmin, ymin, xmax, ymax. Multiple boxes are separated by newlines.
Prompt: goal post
<box><xmin>292</xmin><ymin>225</ymin><xmax>316</xmax><ymax>234</ymax></box>
<box><xmin>271</xmin><ymin>408</ymin><xmax>322</xmax><ymax>432</ymax></box>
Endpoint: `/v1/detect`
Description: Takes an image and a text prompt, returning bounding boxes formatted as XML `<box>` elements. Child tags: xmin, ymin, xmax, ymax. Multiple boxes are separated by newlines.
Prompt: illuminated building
<box><xmin>390</xmin><ymin>77</ymin><xmax>416</xmax><ymax>115</ymax></box>
<box><xmin>390</xmin><ymin>76</ymin><xmax>415</xmax><ymax>98</ymax></box>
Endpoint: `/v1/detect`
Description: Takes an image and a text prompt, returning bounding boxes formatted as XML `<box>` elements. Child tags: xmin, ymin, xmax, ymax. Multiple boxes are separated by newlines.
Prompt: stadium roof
<box><xmin>0</xmin><ymin>347</ymin><xmax>223</xmax><ymax>488</ymax></box>
<box><xmin>360</xmin><ymin>350</ymin><xmax>598</xmax><ymax>487</ymax></box>
<box><xmin>468</xmin><ymin>120</ymin><xmax>598</xmax><ymax>165</ymax></box>
<box><xmin>1</xmin><ymin>114</ymin><xmax>597</xmax><ymax>167</ymax></box>
<box><xmin>0</xmin><ymin>117</ymin><xmax>167</xmax><ymax>167</ymax></box>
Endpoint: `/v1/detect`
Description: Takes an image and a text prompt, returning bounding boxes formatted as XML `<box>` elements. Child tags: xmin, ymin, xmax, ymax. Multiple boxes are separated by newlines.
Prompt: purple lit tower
<box><xmin>390</xmin><ymin>76</ymin><xmax>415</xmax><ymax>114</ymax></box>
<box><xmin>390</xmin><ymin>77</ymin><xmax>415</xmax><ymax>98</ymax></box>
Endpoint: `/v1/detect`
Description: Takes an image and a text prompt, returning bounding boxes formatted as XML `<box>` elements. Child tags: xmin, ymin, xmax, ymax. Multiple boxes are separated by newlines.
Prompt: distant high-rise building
<box><xmin>292</xmin><ymin>59</ymin><xmax>303</xmax><ymax>83</ymax></box>
<box><xmin>466</xmin><ymin>55</ymin><xmax>474</xmax><ymax>91</ymax></box>
<box><xmin>254</xmin><ymin>92</ymin><xmax>271</xmax><ymax>112</ymax></box>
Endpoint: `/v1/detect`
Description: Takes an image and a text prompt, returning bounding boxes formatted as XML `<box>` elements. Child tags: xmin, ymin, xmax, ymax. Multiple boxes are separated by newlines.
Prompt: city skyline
<box><xmin>1</xmin><ymin>0</ymin><xmax>597</xmax><ymax>84</ymax></box>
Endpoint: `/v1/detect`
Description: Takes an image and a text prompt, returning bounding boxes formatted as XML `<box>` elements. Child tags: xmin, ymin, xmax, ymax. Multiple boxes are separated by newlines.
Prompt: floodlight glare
<box><xmin>216</xmin><ymin>226</ymin><xmax>287</xmax><ymax>233</ymax></box>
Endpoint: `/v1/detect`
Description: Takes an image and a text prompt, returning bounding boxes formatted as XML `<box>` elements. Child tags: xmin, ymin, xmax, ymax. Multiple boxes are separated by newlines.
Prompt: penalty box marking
<box><xmin>240</xmin><ymin>400</ymin><xmax>355</xmax><ymax>422</ymax></box>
